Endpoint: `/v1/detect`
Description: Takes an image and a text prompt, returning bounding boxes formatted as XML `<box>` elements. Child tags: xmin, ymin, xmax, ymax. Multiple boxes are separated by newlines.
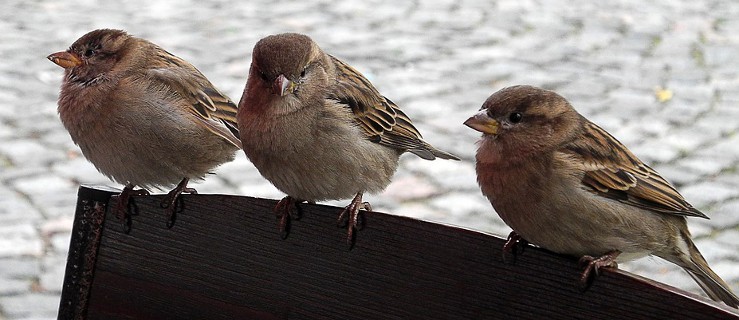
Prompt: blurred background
<box><xmin>1</xmin><ymin>0</ymin><xmax>737</xmax><ymax>318</ymax></box>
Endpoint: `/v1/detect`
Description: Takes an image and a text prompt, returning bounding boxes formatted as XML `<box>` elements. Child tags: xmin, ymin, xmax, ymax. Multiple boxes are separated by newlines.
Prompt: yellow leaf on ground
<box><xmin>655</xmin><ymin>87</ymin><xmax>673</xmax><ymax>103</ymax></box>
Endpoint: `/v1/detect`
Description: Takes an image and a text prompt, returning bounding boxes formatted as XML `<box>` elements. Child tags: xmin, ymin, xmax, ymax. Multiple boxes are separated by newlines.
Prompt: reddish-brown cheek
<box><xmin>498</xmin><ymin>129</ymin><xmax>543</xmax><ymax>161</ymax></box>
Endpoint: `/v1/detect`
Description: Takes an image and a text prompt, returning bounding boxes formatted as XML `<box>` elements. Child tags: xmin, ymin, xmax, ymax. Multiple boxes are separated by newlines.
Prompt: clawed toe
<box><xmin>337</xmin><ymin>192</ymin><xmax>370</xmax><ymax>249</ymax></box>
<box><xmin>578</xmin><ymin>250</ymin><xmax>620</xmax><ymax>291</ymax></box>
<box><xmin>274</xmin><ymin>196</ymin><xmax>303</xmax><ymax>239</ymax></box>
<box><xmin>502</xmin><ymin>231</ymin><xmax>528</xmax><ymax>264</ymax></box>
<box><xmin>161</xmin><ymin>178</ymin><xmax>197</xmax><ymax>228</ymax></box>
<box><xmin>115</xmin><ymin>184</ymin><xmax>149</xmax><ymax>233</ymax></box>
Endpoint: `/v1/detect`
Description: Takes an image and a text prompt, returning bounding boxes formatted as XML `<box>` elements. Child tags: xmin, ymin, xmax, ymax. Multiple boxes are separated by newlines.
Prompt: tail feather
<box><xmin>685</xmin><ymin>269</ymin><xmax>739</xmax><ymax>308</ymax></box>
<box><xmin>430</xmin><ymin>147</ymin><xmax>460</xmax><ymax>161</ymax></box>
<box><xmin>410</xmin><ymin>141</ymin><xmax>460</xmax><ymax>161</ymax></box>
<box><xmin>678</xmin><ymin>235</ymin><xmax>739</xmax><ymax>308</ymax></box>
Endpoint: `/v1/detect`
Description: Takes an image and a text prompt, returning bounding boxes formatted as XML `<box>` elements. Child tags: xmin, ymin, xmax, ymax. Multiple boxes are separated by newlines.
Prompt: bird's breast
<box><xmin>239</xmin><ymin>108</ymin><xmax>400</xmax><ymax>201</ymax></box>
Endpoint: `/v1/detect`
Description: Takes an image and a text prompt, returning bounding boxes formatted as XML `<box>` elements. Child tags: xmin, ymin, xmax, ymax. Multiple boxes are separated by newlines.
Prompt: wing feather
<box><xmin>565</xmin><ymin>120</ymin><xmax>706</xmax><ymax>218</ymax></box>
<box><xmin>147</xmin><ymin>51</ymin><xmax>241</xmax><ymax>149</ymax></box>
<box><xmin>328</xmin><ymin>56</ymin><xmax>457</xmax><ymax>160</ymax></box>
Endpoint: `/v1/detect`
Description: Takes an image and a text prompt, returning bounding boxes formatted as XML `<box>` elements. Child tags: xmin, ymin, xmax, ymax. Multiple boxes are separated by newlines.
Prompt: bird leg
<box><xmin>160</xmin><ymin>178</ymin><xmax>197</xmax><ymax>228</ymax></box>
<box><xmin>502</xmin><ymin>231</ymin><xmax>529</xmax><ymax>263</ymax></box>
<box><xmin>274</xmin><ymin>196</ymin><xmax>305</xmax><ymax>239</ymax></box>
<box><xmin>337</xmin><ymin>192</ymin><xmax>371</xmax><ymax>249</ymax></box>
<box><xmin>115</xmin><ymin>183</ymin><xmax>150</xmax><ymax>233</ymax></box>
<box><xmin>578</xmin><ymin>250</ymin><xmax>621</xmax><ymax>290</ymax></box>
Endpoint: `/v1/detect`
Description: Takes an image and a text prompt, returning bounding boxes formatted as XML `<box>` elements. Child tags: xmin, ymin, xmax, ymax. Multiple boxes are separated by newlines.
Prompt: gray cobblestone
<box><xmin>0</xmin><ymin>259</ymin><xmax>40</xmax><ymax>279</ymax></box>
<box><xmin>708</xmin><ymin>199</ymin><xmax>739</xmax><ymax>228</ymax></box>
<box><xmin>680</xmin><ymin>181</ymin><xmax>739</xmax><ymax>208</ymax></box>
<box><xmin>687</xmin><ymin>221</ymin><xmax>714</xmax><ymax>239</ymax></box>
<box><xmin>0</xmin><ymin>294</ymin><xmax>58</xmax><ymax>319</ymax></box>
<box><xmin>650</xmin><ymin>163</ymin><xmax>702</xmax><ymax>187</ymax></box>
<box><xmin>381</xmin><ymin>175</ymin><xmax>439</xmax><ymax>202</ymax></box>
<box><xmin>39</xmin><ymin>256</ymin><xmax>66</xmax><ymax>293</ymax></box>
<box><xmin>0</xmin><ymin>195</ymin><xmax>42</xmax><ymax>224</ymax></box>
<box><xmin>677</xmin><ymin>156</ymin><xmax>733</xmax><ymax>176</ymax></box>
<box><xmin>0</xmin><ymin>0</ymin><xmax>737</xmax><ymax>317</ymax></box>
<box><xmin>0</xmin><ymin>278</ymin><xmax>27</xmax><ymax>296</ymax></box>
<box><xmin>0</xmin><ymin>223</ymin><xmax>42</xmax><ymax>258</ymax></box>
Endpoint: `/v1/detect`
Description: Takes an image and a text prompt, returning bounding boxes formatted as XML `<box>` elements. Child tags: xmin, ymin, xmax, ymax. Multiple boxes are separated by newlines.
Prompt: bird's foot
<box><xmin>579</xmin><ymin>250</ymin><xmax>620</xmax><ymax>290</ymax></box>
<box><xmin>337</xmin><ymin>192</ymin><xmax>370</xmax><ymax>250</ymax></box>
<box><xmin>115</xmin><ymin>184</ymin><xmax>150</xmax><ymax>233</ymax></box>
<box><xmin>274</xmin><ymin>196</ymin><xmax>304</xmax><ymax>239</ymax></box>
<box><xmin>160</xmin><ymin>178</ymin><xmax>197</xmax><ymax>228</ymax></box>
<box><xmin>502</xmin><ymin>231</ymin><xmax>528</xmax><ymax>264</ymax></box>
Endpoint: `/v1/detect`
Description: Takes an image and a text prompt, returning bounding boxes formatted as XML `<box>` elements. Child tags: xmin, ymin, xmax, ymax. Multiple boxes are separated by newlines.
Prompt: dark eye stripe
<box><xmin>517</xmin><ymin>113</ymin><xmax>547</xmax><ymax>123</ymax></box>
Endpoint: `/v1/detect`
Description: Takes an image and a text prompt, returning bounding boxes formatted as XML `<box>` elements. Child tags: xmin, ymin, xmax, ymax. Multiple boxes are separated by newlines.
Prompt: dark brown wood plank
<box><xmin>62</xmin><ymin>185</ymin><xmax>739</xmax><ymax>320</ymax></box>
<box><xmin>57</xmin><ymin>185</ymin><xmax>119</xmax><ymax>320</ymax></box>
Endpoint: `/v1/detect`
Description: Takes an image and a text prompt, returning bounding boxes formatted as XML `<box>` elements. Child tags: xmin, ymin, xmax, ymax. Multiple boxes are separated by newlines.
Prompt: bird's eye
<box><xmin>300</xmin><ymin>66</ymin><xmax>307</xmax><ymax>78</ymax></box>
<box><xmin>509</xmin><ymin>112</ymin><xmax>523</xmax><ymax>123</ymax></box>
<box><xmin>83</xmin><ymin>49</ymin><xmax>95</xmax><ymax>57</ymax></box>
<box><xmin>259</xmin><ymin>72</ymin><xmax>268</xmax><ymax>81</ymax></box>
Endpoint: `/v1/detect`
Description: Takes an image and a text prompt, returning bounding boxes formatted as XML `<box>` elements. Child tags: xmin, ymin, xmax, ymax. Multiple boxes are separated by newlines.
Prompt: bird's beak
<box><xmin>274</xmin><ymin>74</ymin><xmax>296</xmax><ymax>97</ymax></box>
<box><xmin>47</xmin><ymin>51</ymin><xmax>82</xmax><ymax>69</ymax></box>
<box><xmin>464</xmin><ymin>110</ymin><xmax>499</xmax><ymax>135</ymax></box>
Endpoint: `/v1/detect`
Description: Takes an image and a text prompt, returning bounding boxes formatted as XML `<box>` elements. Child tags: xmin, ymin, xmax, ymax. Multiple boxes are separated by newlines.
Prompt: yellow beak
<box><xmin>47</xmin><ymin>51</ymin><xmax>82</xmax><ymax>69</ymax></box>
<box><xmin>464</xmin><ymin>110</ymin><xmax>499</xmax><ymax>135</ymax></box>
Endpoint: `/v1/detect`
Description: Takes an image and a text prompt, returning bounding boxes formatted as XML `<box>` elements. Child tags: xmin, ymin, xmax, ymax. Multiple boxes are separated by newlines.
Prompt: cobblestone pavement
<box><xmin>1</xmin><ymin>0</ymin><xmax>738</xmax><ymax>318</ymax></box>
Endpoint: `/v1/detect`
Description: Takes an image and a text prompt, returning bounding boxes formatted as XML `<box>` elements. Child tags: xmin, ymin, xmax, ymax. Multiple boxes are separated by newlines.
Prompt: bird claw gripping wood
<box><xmin>274</xmin><ymin>196</ymin><xmax>304</xmax><ymax>239</ymax></box>
<box><xmin>160</xmin><ymin>178</ymin><xmax>197</xmax><ymax>228</ymax></box>
<box><xmin>502</xmin><ymin>231</ymin><xmax>528</xmax><ymax>264</ymax></box>
<box><xmin>337</xmin><ymin>192</ymin><xmax>371</xmax><ymax>250</ymax></box>
<box><xmin>578</xmin><ymin>250</ymin><xmax>620</xmax><ymax>291</ymax></box>
<box><xmin>115</xmin><ymin>184</ymin><xmax>150</xmax><ymax>234</ymax></box>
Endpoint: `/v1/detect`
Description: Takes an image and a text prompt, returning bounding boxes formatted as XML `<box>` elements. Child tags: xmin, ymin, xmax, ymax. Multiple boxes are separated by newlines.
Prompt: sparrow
<box><xmin>48</xmin><ymin>29</ymin><xmax>241</xmax><ymax>229</ymax></box>
<box><xmin>237</xmin><ymin>33</ymin><xmax>458</xmax><ymax>247</ymax></box>
<box><xmin>464</xmin><ymin>85</ymin><xmax>738</xmax><ymax>308</ymax></box>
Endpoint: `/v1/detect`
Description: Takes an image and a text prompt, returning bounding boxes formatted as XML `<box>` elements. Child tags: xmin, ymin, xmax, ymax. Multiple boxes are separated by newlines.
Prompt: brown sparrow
<box><xmin>48</xmin><ymin>29</ymin><xmax>241</xmax><ymax>229</ymax></box>
<box><xmin>464</xmin><ymin>85</ymin><xmax>738</xmax><ymax>307</ymax></box>
<box><xmin>237</xmin><ymin>33</ymin><xmax>458</xmax><ymax>247</ymax></box>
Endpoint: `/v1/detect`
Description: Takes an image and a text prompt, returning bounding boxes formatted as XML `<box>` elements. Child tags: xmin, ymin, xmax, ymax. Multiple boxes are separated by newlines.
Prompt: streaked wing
<box><xmin>328</xmin><ymin>55</ymin><xmax>440</xmax><ymax>160</ymax></box>
<box><xmin>148</xmin><ymin>50</ymin><xmax>241</xmax><ymax>149</ymax></box>
<box><xmin>564</xmin><ymin>119</ymin><xmax>706</xmax><ymax>218</ymax></box>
